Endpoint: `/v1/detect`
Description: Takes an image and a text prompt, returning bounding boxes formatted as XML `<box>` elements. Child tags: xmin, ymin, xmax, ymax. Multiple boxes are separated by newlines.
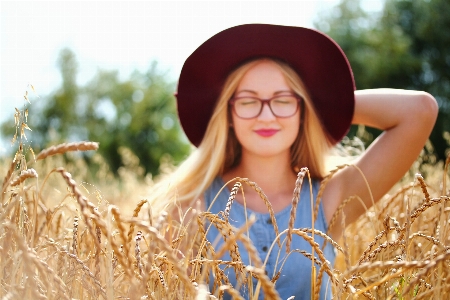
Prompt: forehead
<box><xmin>236</xmin><ymin>61</ymin><xmax>290</xmax><ymax>94</ymax></box>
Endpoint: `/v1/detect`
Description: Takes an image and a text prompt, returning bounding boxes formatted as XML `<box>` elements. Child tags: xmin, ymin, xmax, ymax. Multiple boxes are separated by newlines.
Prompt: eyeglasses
<box><xmin>229</xmin><ymin>94</ymin><xmax>302</xmax><ymax>119</ymax></box>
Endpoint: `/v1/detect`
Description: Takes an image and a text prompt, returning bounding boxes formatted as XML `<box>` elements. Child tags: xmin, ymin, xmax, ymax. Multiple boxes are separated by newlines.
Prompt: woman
<box><xmin>152</xmin><ymin>24</ymin><xmax>438</xmax><ymax>299</ymax></box>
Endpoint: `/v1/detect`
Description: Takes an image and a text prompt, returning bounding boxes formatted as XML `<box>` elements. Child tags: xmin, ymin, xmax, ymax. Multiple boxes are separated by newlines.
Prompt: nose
<box><xmin>257</xmin><ymin>102</ymin><xmax>276</xmax><ymax>120</ymax></box>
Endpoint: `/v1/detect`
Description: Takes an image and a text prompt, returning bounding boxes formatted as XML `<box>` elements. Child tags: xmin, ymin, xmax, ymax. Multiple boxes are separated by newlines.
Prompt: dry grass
<box><xmin>1</xmin><ymin>90</ymin><xmax>449</xmax><ymax>299</ymax></box>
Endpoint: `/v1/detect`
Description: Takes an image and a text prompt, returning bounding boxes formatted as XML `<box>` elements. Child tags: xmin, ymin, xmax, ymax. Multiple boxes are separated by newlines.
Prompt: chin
<box><xmin>246</xmin><ymin>146</ymin><xmax>290</xmax><ymax>158</ymax></box>
<box><xmin>239</xmin><ymin>136</ymin><xmax>296</xmax><ymax>158</ymax></box>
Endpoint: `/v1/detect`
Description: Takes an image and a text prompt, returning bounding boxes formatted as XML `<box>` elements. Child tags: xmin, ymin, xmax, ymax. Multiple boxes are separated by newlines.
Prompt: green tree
<box><xmin>1</xmin><ymin>48</ymin><xmax>82</xmax><ymax>146</ymax></box>
<box><xmin>315</xmin><ymin>0</ymin><xmax>450</xmax><ymax>160</ymax></box>
<box><xmin>82</xmin><ymin>63</ymin><xmax>191</xmax><ymax>175</ymax></box>
<box><xmin>1</xmin><ymin>48</ymin><xmax>191</xmax><ymax>176</ymax></box>
<box><xmin>41</xmin><ymin>48</ymin><xmax>82</xmax><ymax>144</ymax></box>
<box><xmin>387</xmin><ymin>0</ymin><xmax>450</xmax><ymax>160</ymax></box>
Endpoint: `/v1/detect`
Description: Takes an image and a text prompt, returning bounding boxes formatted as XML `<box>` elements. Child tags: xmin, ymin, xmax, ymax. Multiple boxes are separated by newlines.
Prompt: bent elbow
<box><xmin>417</xmin><ymin>92</ymin><xmax>439</xmax><ymax>128</ymax></box>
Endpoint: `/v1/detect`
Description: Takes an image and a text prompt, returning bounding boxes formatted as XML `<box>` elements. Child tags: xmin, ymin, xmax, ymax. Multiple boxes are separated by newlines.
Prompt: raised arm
<box><xmin>323</xmin><ymin>88</ymin><xmax>438</xmax><ymax>239</ymax></box>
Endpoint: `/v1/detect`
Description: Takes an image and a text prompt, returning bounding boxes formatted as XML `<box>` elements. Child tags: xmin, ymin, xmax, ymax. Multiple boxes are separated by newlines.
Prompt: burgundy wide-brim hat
<box><xmin>176</xmin><ymin>23</ymin><xmax>355</xmax><ymax>146</ymax></box>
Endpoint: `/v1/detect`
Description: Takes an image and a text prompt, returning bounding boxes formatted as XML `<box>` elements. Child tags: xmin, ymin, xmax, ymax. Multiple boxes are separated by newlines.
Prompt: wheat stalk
<box><xmin>1</xmin><ymin>160</ymin><xmax>16</xmax><ymax>196</ymax></box>
<box><xmin>314</xmin><ymin>164</ymin><xmax>350</xmax><ymax>220</ymax></box>
<box><xmin>246</xmin><ymin>265</ymin><xmax>281</xmax><ymax>300</ymax></box>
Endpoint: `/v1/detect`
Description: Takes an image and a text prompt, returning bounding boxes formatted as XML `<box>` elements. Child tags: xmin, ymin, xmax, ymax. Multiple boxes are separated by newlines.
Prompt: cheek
<box><xmin>230</xmin><ymin>114</ymin><xmax>248</xmax><ymax>143</ymax></box>
<box><xmin>286</xmin><ymin>120</ymin><xmax>301</xmax><ymax>145</ymax></box>
<box><xmin>283</xmin><ymin>111</ymin><xmax>301</xmax><ymax>138</ymax></box>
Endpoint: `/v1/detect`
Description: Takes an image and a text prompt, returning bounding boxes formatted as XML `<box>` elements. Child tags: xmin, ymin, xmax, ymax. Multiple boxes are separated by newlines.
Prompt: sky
<box><xmin>0</xmin><ymin>0</ymin><xmax>383</xmax><ymax>155</ymax></box>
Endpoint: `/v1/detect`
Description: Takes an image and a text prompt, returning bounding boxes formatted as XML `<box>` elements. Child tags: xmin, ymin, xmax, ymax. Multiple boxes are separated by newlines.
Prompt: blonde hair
<box><xmin>149</xmin><ymin>58</ymin><xmax>333</xmax><ymax>211</ymax></box>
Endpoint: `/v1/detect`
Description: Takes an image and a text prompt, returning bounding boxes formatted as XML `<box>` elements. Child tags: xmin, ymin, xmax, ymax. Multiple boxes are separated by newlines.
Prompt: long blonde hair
<box><xmin>149</xmin><ymin>58</ymin><xmax>333</xmax><ymax>211</ymax></box>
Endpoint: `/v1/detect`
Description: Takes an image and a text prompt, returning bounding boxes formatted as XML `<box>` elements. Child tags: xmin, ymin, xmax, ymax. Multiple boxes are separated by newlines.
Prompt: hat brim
<box><xmin>176</xmin><ymin>23</ymin><xmax>355</xmax><ymax>146</ymax></box>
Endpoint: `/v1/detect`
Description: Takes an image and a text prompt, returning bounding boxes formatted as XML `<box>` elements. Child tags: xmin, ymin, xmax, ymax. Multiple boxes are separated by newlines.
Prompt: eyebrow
<box><xmin>235</xmin><ymin>89</ymin><xmax>293</xmax><ymax>95</ymax></box>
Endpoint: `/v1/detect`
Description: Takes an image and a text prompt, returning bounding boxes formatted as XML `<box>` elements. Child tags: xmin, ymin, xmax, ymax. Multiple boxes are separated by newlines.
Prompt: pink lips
<box><xmin>254</xmin><ymin>129</ymin><xmax>279</xmax><ymax>137</ymax></box>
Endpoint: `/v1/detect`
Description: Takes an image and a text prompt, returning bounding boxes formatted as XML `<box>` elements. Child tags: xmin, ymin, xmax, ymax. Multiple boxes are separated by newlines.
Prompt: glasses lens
<box><xmin>270</xmin><ymin>96</ymin><xmax>298</xmax><ymax>117</ymax></box>
<box><xmin>233</xmin><ymin>98</ymin><xmax>262</xmax><ymax>118</ymax></box>
<box><xmin>232</xmin><ymin>95</ymin><xmax>299</xmax><ymax>118</ymax></box>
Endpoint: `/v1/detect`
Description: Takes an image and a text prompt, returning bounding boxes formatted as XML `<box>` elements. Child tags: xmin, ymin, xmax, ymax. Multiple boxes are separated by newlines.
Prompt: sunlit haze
<box><xmin>0</xmin><ymin>0</ymin><xmax>383</xmax><ymax>155</ymax></box>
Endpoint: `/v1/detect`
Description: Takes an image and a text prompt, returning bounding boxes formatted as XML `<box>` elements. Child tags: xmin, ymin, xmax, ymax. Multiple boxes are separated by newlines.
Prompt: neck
<box><xmin>224</xmin><ymin>150</ymin><xmax>297</xmax><ymax>197</ymax></box>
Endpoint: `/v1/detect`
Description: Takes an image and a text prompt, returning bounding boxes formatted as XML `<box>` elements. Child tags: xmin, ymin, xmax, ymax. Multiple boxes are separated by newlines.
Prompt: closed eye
<box><xmin>236</xmin><ymin>98</ymin><xmax>258</xmax><ymax>105</ymax></box>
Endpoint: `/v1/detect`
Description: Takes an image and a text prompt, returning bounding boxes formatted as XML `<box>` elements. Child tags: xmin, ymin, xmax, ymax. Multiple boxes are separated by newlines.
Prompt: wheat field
<box><xmin>1</xmin><ymin>91</ymin><xmax>449</xmax><ymax>299</ymax></box>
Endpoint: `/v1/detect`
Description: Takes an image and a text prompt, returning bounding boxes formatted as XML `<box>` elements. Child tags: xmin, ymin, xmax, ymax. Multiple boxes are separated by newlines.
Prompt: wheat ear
<box><xmin>10</xmin><ymin>168</ymin><xmax>38</xmax><ymax>187</ymax></box>
<box><xmin>33</xmin><ymin>141</ymin><xmax>99</xmax><ymax>162</ymax></box>
<box><xmin>110</xmin><ymin>206</ymin><xmax>133</xmax><ymax>267</ymax></box>
<box><xmin>202</xmin><ymin>212</ymin><xmax>245</xmax><ymax>282</ymax></box>
<box><xmin>417</xmin><ymin>174</ymin><xmax>431</xmax><ymax>202</ymax></box>
<box><xmin>286</xmin><ymin>168</ymin><xmax>308</xmax><ymax>253</ymax></box>
<box><xmin>55</xmin><ymin>168</ymin><xmax>99</xmax><ymax>243</ymax></box>
<box><xmin>235</xmin><ymin>177</ymin><xmax>281</xmax><ymax>247</ymax></box>
<box><xmin>127</xmin><ymin>199</ymin><xmax>148</xmax><ymax>244</ymax></box>
<box><xmin>124</xmin><ymin>218</ymin><xmax>198</xmax><ymax>296</ymax></box>
<box><xmin>224</xmin><ymin>182</ymin><xmax>241</xmax><ymax>221</ymax></box>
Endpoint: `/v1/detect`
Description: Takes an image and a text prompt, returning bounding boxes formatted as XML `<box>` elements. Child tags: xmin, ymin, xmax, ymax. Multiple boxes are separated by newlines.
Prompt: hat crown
<box><xmin>177</xmin><ymin>24</ymin><xmax>355</xmax><ymax>146</ymax></box>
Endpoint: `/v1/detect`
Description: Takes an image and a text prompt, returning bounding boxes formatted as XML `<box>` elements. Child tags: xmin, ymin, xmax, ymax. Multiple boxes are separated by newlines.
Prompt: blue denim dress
<box><xmin>204</xmin><ymin>177</ymin><xmax>335</xmax><ymax>300</ymax></box>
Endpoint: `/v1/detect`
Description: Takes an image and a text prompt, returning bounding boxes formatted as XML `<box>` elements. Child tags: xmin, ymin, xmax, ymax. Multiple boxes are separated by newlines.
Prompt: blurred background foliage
<box><xmin>1</xmin><ymin>0</ymin><xmax>450</xmax><ymax>178</ymax></box>
<box><xmin>1</xmin><ymin>48</ymin><xmax>191</xmax><ymax>178</ymax></box>
<box><xmin>316</xmin><ymin>0</ymin><xmax>450</xmax><ymax>163</ymax></box>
